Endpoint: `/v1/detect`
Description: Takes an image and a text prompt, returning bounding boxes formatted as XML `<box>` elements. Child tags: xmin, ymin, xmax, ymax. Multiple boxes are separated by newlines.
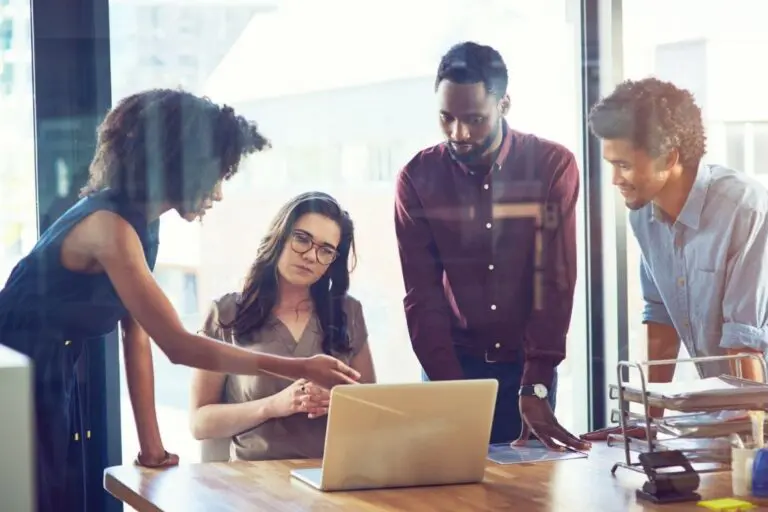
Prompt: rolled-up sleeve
<box><xmin>720</xmin><ymin>210</ymin><xmax>768</xmax><ymax>351</ymax></box>
<box><xmin>640</xmin><ymin>255</ymin><xmax>674</xmax><ymax>326</ymax></box>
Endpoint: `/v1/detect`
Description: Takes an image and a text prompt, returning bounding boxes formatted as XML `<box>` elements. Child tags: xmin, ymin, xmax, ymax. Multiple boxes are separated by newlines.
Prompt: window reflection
<box><xmin>622</xmin><ymin>0</ymin><xmax>768</xmax><ymax>387</ymax></box>
<box><xmin>0</xmin><ymin>0</ymin><xmax>35</xmax><ymax>284</ymax></box>
<box><xmin>110</xmin><ymin>0</ymin><xmax>588</xmax><ymax>464</ymax></box>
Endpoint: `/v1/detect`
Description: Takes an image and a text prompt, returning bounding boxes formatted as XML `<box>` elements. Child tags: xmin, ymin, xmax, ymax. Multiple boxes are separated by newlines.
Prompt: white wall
<box><xmin>0</xmin><ymin>344</ymin><xmax>34</xmax><ymax>512</ymax></box>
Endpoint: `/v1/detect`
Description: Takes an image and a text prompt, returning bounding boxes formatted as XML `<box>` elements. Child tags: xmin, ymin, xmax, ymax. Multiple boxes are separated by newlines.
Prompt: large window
<box><xmin>110</xmin><ymin>0</ymin><xmax>590</xmax><ymax>464</ymax></box>
<box><xmin>724</xmin><ymin>122</ymin><xmax>768</xmax><ymax>177</ymax></box>
<box><xmin>617</xmin><ymin>0</ymin><xmax>768</xmax><ymax>391</ymax></box>
<box><xmin>0</xmin><ymin>0</ymin><xmax>35</xmax><ymax>285</ymax></box>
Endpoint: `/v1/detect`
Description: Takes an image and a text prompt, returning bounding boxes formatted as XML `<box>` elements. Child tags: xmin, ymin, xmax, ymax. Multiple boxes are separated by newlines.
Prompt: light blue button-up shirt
<box><xmin>630</xmin><ymin>163</ymin><xmax>768</xmax><ymax>378</ymax></box>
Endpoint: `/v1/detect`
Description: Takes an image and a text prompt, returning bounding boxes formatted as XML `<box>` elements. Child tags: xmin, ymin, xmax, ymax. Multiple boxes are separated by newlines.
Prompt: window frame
<box><xmin>30</xmin><ymin>0</ymin><xmax>121</xmax><ymax>510</ymax></box>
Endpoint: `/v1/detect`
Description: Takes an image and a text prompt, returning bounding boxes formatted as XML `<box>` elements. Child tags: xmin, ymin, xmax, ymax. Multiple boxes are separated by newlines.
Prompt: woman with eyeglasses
<box><xmin>0</xmin><ymin>90</ymin><xmax>360</xmax><ymax>512</ymax></box>
<box><xmin>189</xmin><ymin>191</ymin><xmax>377</xmax><ymax>461</ymax></box>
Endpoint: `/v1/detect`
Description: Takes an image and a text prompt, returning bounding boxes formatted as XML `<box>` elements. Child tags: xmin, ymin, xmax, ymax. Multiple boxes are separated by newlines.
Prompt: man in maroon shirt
<box><xmin>394</xmin><ymin>41</ymin><xmax>589</xmax><ymax>451</ymax></box>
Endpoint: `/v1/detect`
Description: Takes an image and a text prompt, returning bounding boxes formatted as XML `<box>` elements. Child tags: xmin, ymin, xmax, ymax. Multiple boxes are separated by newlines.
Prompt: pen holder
<box><xmin>732</xmin><ymin>445</ymin><xmax>757</xmax><ymax>496</ymax></box>
<box><xmin>751</xmin><ymin>447</ymin><xmax>768</xmax><ymax>497</ymax></box>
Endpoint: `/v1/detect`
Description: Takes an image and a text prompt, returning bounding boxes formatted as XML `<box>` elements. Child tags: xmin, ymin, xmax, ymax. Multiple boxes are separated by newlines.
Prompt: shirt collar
<box><xmin>449</xmin><ymin>119</ymin><xmax>514</xmax><ymax>176</ymax></box>
<box><xmin>650</xmin><ymin>162</ymin><xmax>711</xmax><ymax>229</ymax></box>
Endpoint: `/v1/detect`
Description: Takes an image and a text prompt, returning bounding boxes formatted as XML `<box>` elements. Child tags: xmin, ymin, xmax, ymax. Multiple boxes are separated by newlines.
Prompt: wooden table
<box><xmin>104</xmin><ymin>443</ymin><xmax>765</xmax><ymax>511</ymax></box>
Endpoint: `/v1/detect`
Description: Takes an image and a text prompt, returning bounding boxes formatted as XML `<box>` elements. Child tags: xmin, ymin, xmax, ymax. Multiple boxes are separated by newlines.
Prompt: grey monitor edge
<box><xmin>290</xmin><ymin>467</ymin><xmax>323</xmax><ymax>489</ymax></box>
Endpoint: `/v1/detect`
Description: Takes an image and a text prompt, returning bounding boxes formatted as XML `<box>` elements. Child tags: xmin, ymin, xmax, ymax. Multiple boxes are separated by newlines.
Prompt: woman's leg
<box><xmin>31</xmin><ymin>340</ymin><xmax>85</xmax><ymax>512</ymax></box>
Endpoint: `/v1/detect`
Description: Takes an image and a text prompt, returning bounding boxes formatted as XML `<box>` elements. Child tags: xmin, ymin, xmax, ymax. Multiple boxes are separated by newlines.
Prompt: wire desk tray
<box><xmin>608</xmin><ymin>352</ymin><xmax>768</xmax><ymax>476</ymax></box>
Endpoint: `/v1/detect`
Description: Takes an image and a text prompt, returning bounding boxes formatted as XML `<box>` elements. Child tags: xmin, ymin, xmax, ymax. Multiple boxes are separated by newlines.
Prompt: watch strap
<box><xmin>519</xmin><ymin>383</ymin><xmax>548</xmax><ymax>399</ymax></box>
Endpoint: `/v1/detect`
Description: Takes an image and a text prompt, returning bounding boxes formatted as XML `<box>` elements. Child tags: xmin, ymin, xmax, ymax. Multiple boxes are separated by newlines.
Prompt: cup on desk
<box><xmin>732</xmin><ymin>445</ymin><xmax>757</xmax><ymax>496</ymax></box>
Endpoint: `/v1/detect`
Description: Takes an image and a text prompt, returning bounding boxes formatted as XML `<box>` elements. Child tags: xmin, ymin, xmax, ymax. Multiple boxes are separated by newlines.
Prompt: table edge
<box><xmin>104</xmin><ymin>470</ymin><xmax>163</xmax><ymax>512</ymax></box>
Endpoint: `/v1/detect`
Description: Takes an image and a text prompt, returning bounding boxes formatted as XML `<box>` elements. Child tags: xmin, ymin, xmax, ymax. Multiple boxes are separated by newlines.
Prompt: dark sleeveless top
<box><xmin>0</xmin><ymin>188</ymin><xmax>160</xmax><ymax>356</ymax></box>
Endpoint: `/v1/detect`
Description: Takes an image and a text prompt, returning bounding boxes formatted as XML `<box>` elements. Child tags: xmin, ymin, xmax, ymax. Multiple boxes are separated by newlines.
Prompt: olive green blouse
<box><xmin>200</xmin><ymin>292</ymin><xmax>368</xmax><ymax>461</ymax></box>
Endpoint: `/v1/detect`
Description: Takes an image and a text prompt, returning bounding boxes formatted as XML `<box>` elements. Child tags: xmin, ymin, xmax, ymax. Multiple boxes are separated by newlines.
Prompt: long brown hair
<box><xmin>222</xmin><ymin>192</ymin><xmax>357</xmax><ymax>355</ymax></box>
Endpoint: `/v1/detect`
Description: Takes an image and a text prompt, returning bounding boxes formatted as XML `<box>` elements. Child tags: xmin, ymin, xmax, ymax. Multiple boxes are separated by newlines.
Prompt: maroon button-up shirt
<box><xmin>394</xmin><ymin>123</ymin><xmax>580</xmax><ymax>386</ymax></box>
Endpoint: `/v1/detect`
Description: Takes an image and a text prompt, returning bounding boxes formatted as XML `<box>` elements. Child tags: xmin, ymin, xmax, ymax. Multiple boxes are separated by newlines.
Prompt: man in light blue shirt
<box><xmin>587</xmin><ymin>77</ymin><xmax>768</xmax><ymax>417</ymax></box>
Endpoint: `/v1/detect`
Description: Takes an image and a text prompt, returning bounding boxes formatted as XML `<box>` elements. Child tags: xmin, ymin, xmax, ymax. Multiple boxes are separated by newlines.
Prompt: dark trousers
<box><xmin>422</xmin><ymin>352</ymin><xmax>558</xmax><ymax>444</ymax></box>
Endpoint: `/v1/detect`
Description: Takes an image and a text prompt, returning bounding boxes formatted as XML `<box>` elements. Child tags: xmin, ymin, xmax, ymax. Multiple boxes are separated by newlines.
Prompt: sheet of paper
<box><xmin>486</xmin><ymin>441</ymin><xmax>588</xmax><ymax>465</ymax></box>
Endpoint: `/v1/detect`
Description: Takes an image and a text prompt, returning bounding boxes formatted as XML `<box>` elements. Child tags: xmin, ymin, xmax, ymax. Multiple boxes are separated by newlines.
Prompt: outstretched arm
<box><xmin>81</xmin><ymin>211</ymin><xmax>360</xmax><ymax>388</ymax></box>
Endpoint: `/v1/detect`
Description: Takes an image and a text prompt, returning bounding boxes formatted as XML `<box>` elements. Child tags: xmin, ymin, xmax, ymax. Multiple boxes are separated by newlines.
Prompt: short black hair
<box><xmin>588</xmin><ymin>77</ymin><xmax>706</xmax><ymax>171</ymax></box>
<box><xmin>81</xmin><ymin>88</ymin><xmax>270</xmax><ymax>212</ymax></box>
<box><xmin>435</xmin><ymin>41</ymin><xmax>508</xmax><ymax>98</ymax></box>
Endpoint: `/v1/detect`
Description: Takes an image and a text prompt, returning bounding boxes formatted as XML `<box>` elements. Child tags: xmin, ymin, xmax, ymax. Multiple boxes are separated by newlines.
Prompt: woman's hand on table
<box><xmin>135</xmin><ymin>449</ymin><xmax>180</xmax><ymax>469</ymax></box>
<box><xmin>513</xmin><ymin>396</ymin><xmax>592</xmax><ymax>451</ymax></box>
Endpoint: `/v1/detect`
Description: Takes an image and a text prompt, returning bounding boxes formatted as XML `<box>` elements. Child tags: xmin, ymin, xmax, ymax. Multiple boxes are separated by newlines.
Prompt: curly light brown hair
<box><xmin>588</xmin><ymin>77</ymin><xmax>707</xmax><ymax>172</ymax></box>
<box><xmin>80</xmin><ymin>88</ymin><xmax>271</xmax><ymax>214</ymax></box>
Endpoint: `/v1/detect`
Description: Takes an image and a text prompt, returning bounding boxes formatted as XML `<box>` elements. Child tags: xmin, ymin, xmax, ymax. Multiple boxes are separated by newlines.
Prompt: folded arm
<box><xmin>80</xmin><ymin>211</ymin><xmax>355</xmax><ymax>386</ymax></box>
<box><xmin>189</xmin><ymin>369</ymin><xmax>280</xmax><ymax>440</ymax></box>
<box><xmin>394</xmin><ymin>171</ymin><xmax>462</xmax><ymax>381</ymax></box>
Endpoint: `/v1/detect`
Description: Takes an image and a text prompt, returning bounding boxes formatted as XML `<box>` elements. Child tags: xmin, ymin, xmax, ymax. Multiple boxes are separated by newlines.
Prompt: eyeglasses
<box><xmin>290</xmin><ymin>231</ymin><xmax>339</xmax><ymax>265</ymax></box>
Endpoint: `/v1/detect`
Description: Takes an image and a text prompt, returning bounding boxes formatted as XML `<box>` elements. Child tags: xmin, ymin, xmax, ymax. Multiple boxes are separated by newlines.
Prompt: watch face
<box><xmin>533</xmin><ymin>384</ymin><xmax>548</xmax><ymax>399</ymax></box>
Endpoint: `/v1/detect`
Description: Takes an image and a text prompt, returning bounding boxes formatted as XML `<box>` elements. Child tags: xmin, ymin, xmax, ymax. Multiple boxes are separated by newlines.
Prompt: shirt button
<box><xmin>64</xmin><ymin>340</ymin><xmax>72</xmax><ymax>346</ymax></box>
<box><xmin>483</xmin><ymin>184</ymin><xmax>489</xmax><ymax>190</ymax></box>
<box><xmin>485</xmin><ymin>222</ymin><xmax>492</xmax><ymax>229</ymax></box>
<box><xmin>495</xmin><ymin>342</ymin><xmax>501</xmax><ymax>348</ymax></box>
<box><xmin>491</xmin><ymin>304</ymin><xmax>497</xmax><ymax>311</ymax></box>
<box><xmin>488</xmin><ymin>264</ymin><xmax>495</xmax><ymax>270</ymax></box>
<box><xmin>678</xmin><ymin>277</ymin><xmax>685</xmax><ymax>286</ymax></box>
<box><xmin>683</xmin><ymin>321</ymin><xmax>690</xmax><ymax>328</ymax></box>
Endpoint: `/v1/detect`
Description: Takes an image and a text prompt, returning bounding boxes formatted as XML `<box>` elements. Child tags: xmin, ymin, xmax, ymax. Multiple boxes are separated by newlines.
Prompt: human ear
<box><xmin>499</xmin><ymin>94</ymin><xmax>510</xmax><ymax>116</ymax></box>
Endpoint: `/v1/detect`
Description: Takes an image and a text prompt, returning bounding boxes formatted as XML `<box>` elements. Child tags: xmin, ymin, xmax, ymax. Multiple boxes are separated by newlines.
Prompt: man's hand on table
<box><xmin>513</xmin><ymin>396</ymin><xmax>592</xmax><ymax>451</ymax></box>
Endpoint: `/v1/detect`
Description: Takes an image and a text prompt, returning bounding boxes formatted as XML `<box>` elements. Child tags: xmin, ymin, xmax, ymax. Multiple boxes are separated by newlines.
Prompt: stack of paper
<box><xmin>610</xmin><ymin>375</ymin><xmax>768</xmax><ymax>413</ymax></box>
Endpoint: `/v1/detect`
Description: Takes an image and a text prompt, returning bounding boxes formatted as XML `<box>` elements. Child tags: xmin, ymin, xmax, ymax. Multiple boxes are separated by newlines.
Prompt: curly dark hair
<box><xmin>588</xmin><ymin>77</ymin><xmax>707</xmax><ymax>171</ymax></box>
<box><xmin>80</xmin><ymin>88</ymin><xmax>271</xmax><ymax>214</ymax></box>
<box><xmin>435</xmin><ymin>41</ymin><xmax>508</xmax><ymax>98</ymax></box>
<box><xmin>221</xmin><ymin>191</ymin><xmax>357</xmax><ymax>356</ymax></box>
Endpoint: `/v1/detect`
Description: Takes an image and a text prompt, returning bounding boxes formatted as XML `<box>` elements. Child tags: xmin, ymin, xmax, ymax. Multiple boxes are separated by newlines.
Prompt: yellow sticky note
<box><xmin>697</xmin><ymin>497</ymin><xmax>756</xmax><ymax>511</ymax></box>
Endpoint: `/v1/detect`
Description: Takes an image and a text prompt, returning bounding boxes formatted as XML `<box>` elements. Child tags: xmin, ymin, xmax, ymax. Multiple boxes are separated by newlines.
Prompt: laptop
<box><xmin>290</xmin><ymin>379</ymin><xmax>498</xmax><ymax>491</ymax></box>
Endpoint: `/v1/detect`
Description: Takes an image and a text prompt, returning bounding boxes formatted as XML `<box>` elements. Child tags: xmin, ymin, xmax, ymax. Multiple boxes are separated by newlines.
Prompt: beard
<box><xmin>447</xmin><ymin>119</ymin><xmax>502</xmax><ymax>165</ymax></box>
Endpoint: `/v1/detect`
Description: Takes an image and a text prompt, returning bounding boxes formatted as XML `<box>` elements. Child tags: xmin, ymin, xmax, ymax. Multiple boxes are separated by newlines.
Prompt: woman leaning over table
<box><xmin>190</xmin><ymin>191</ymin><xmax>377</xmax><ymax>461</ymax></box>
<box><xmin>0</xmin><ymin>90</ymin><xmax>360</xmax><ymax>512</ymax></box>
